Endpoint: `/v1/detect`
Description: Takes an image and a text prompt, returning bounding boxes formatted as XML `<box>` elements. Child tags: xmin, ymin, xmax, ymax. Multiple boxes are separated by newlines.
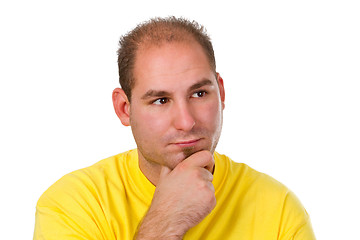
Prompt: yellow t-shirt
<box><xmin>34</xmin><ymin>149</ymin><xmax>315</xmax><ymax>239</ymax></box>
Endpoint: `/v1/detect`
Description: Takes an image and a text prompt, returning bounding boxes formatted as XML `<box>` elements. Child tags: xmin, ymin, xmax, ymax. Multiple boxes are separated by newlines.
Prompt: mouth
<box><xmin>172</xmin><ymin>138</ymin><xmax>202</xmax><ymax>148</ymax></box>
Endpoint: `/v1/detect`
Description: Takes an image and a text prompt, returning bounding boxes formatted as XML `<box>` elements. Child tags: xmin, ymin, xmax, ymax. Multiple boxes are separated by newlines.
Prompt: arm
<box><xmin>134</xmin><ymin>151</ymin><xmax>216</xmax><ymax>240</ymax></box>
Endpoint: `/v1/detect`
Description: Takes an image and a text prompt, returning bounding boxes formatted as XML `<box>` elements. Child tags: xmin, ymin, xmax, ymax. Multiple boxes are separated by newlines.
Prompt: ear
<box><xmin>216</xmin><ymin>73</ymin><xmax>225</xmax><ymax>110</ymax></box>
<box><xmin>112</xmin><ymin>88</ymin><xmax>131</xmax><ymax>126</ymax></box>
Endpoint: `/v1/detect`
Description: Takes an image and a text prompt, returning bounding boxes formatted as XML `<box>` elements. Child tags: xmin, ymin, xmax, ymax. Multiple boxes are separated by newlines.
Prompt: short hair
<box><xmin>117</xmin><ymin>16</ymin><xmax>216</xmax><ymax>100</ymax></box>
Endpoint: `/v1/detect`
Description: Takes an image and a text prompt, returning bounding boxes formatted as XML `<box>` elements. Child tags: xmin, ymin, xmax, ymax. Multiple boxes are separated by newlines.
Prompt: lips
<box><xmin>173</xmin><ymin>138</ymin><xmax>201</xmax><ymax>147</ymax></box>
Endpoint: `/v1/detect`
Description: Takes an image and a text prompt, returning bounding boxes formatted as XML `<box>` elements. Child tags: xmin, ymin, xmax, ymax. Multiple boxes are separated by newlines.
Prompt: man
<box><xmin>34</xmin><ymin>17</ymin><xmax>316</xmax><ymax>239</ymax></box>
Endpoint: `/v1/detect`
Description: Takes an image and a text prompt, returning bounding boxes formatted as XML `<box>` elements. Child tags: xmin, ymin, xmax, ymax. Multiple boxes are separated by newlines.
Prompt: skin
<box><xmin>112</xmin><ymin>39</ymin><xmax>225</xmax><ymax>239</ymax></box>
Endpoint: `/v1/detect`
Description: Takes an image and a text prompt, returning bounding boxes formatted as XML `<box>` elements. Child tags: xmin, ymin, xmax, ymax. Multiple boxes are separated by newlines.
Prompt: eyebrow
<box><xmin>141</xmin><ymin>78</ymin><xmax>214</xmax><ymax>100</ymax></box>
<box><xmin>141</xmin><ymin>90</ymin><xmax>170</xmax><ymax>100</ymax></box>
<box><xmin>188</xmin><ymin>79</ymin><xmax>213</xmax><ymax>92</ymax></box>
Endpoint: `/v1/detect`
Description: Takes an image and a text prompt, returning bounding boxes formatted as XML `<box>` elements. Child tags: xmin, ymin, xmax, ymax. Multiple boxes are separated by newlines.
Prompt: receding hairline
<box><xmin>133</xmin><ymin>38</ymin><xmax>217</xmax><ymax>89</ymax></box>
<box><xmin>117</xmin><ymin>16</ymin><xmax>216</xmax><ymax>100</ymax></box>
<box><xmin>135</xmin><ymin>34</ymin><xmax>209</xmax><ymax>62</ymax></box>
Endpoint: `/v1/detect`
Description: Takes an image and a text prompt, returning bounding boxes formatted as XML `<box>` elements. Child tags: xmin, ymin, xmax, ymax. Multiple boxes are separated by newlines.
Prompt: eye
<box><xmin>153</xmin><ymin>97</ymin><xmax>169</xmax><ymax>105</ymax></box>
<box><xmin>192</xmin><ymin>91</ymin><xmax>207</xmax><ymax>98</ymax></box>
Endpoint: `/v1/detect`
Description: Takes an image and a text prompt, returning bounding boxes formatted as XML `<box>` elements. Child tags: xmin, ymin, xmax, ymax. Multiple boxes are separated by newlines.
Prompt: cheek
<box><xmin>195</xmin><ymin>100</ymin><xmax>222</xmax><ymax>128</ymax></box>
<box><xmin>131</xmin><ymin>108</ymin><xmax>170</xmax><ymax>136</ymax></box>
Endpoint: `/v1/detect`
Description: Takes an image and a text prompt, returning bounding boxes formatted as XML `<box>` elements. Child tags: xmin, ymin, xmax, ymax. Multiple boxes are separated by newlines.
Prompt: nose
<box><xmin>172</xmin><ymin>101</ymin><xmax>195</xmax><ymax>131</ymax></box>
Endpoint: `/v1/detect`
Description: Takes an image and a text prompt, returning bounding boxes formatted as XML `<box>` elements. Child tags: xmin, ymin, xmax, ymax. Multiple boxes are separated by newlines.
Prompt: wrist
<box><xmin>134</xmin><ymin>209</ymin><xmax>187</xmax><ymax>240</ymax></box>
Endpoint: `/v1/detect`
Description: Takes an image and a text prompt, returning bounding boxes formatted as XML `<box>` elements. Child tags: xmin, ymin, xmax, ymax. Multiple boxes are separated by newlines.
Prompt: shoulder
<box><xmin>214</xmin><ymin>152</ymin><xmax>314</xmax><ymax>239</ymax></box>
<box><xmin>215</xmin><ymin>152</ymin><xmax>288</xmax><ymax>193</ymax></box>
<box><xmin>34</xmin><ymin>151</ymin><xmax>136</xmax><ymax>239</ymax></box>
<box><xmin>36</xmin><ymin>150</ymin><xmax>135</xmax><ymax>208</ymax></box>
<box><xmin>215</xmin><ymin>152</ymin><xmax>308</xmax><ymax>218</ymax></box>
<box><xmin>215</xmin><ymin>152</ymin><xmax>288</xmax><ymax>197</ymax></box>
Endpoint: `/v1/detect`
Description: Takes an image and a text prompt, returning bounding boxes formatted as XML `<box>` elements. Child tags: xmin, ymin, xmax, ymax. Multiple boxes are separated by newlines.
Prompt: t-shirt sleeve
<box><xmin>33</xmin><ymin>172</ymin><xmax>113</xmax><ymax>240</ymax></box>
<box><xmin>292</xmin><ymin>220</ymin><xmax>316</xmax><ymax>240</ymax></box>
<box><xmin>278</xmin><ymin>190</ymin><xmax>316</xmax><ymax>240</ymax></box>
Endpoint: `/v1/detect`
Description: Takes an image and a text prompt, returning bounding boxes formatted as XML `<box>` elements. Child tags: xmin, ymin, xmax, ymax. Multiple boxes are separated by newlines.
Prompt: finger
<box><xmin>199</xmin><ymin>168</ymin><xmax>214</xmax><ymax>182</ymax></box>
<box><xmin>206</xmin><ymin>181</ymin><xmax>215</xmax><ymax>193</ymax></box>
<box><xmin>182</xmin><ymin>150</ymin><xmax>215</xmax><ymax>172</ymax></box>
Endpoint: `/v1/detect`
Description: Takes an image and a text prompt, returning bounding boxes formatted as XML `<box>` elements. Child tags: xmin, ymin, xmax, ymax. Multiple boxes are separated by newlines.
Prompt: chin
<box><xmin>167</xmin><ymin>145</ymin><xmax>211</xmax><ymax>169</ymax></box>
<box><xmin>166</xmin><ymin>152</ymin><xmax>189</xmax><ymax>169</ymax></box>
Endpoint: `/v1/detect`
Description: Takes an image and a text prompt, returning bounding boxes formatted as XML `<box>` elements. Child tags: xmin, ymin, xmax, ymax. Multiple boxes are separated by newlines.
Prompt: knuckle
<box><xmin>210</xmin><ymin>196</ymin><xmax>217</xmax><ymax>209</ymax></box>
<box><xmin>204</xmin><ymin>192</ymin><xmax>216</xmax><ymax>210</ymax></box>
<box><xmin>196</xmin><ymin>179</ymin><xmax>207</xmax><ymax>189</ymax></box>
<box><xmin>191</xmin><ymin>168</ymin><xmax>202</xmax><ymax>180</ymax></box>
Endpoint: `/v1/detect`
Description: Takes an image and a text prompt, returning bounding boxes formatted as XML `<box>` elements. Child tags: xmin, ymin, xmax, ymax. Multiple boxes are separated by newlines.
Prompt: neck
<box><xmin>138</xmin><ymin>153</ymin><xmax>162</xmax><ymax>186</ymax></box>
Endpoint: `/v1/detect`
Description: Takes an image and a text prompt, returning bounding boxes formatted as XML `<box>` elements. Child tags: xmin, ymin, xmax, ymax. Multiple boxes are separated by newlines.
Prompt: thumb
<box><xmin>159</xmin><ymin>165</ymin><xmax>172</xmax><ymax>179</ymax></box>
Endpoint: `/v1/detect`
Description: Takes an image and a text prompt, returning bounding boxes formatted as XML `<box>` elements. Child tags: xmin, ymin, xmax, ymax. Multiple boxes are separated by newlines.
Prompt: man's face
<box><xmin>129</xmin><ymin>40</ymin><xmax>225</xmax><ymax>171</ymax></box>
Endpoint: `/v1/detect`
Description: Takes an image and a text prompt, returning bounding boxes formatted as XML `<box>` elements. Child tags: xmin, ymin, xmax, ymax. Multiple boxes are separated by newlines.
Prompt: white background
<box><xmin>1</xmin><ymin>0</ymin><xmax>359</xmax><ymax>239</ymax></box>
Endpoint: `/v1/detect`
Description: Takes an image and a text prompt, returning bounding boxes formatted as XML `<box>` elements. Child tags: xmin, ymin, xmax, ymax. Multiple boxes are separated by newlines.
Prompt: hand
<box><xmin>135</xmin><ymin>150</ymin><xmax>216</xmax><ymax>240</ymax></box>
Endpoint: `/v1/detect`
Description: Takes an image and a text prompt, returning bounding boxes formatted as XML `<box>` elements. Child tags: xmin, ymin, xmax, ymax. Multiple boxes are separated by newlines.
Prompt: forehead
<box><xmin>132</xmin><ymin>41</ymin><xmax>215</xmax><ymax>94</ymax></box>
